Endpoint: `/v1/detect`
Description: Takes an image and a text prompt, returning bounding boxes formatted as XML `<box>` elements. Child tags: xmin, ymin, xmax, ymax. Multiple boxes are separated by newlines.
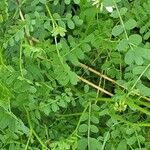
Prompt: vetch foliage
<box><xmin>0</xmin><ymin>0</ymin><xmax>150</xmax><ymax>149</ymax></box>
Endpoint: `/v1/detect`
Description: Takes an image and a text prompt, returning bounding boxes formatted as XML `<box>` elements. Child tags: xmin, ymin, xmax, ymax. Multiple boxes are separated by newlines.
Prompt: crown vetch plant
<box><xmin>0</xmin><ymin>0</ymin><xmax>150</xmax><ymax>149</ymax></box>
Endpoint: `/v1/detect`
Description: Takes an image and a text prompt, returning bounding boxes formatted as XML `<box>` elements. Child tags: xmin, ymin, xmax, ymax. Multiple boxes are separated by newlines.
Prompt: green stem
<box><xmin>24</xmin><ymin>130</ymin><xmax>32</xmax><ymax>150</ymax></box>
<box><xmin>54</xmin><ymin>36</ymin><xmax>64</xmax><ymax>66</ymax></box>
<box><xmin>112</xmin><ymin>0</ymin><xmax>129</xmax><ymax>41</ymax></box>
<box><xmin>55</xmin><ymin>113</ymin><xmax>82</xmax><ymax>117</ymax></box>
<box><xmin>130</xmin><ymin>63</ymin><xmax>150</xmax><ymax>91</ymax></box>
<box><xmin>25</xmin><ymin>107</ymin><xmax>49</xmax><ymax>150</ymax></box>
<box><xmin>45</xmin><ymin>3</ymin><xmax>57</xmax><ymax>29</ymax></box>
<box><xmin>45</xmin><ymin>3</ymin><xmax>64</xmax><ymax>66</ymax></box>
<box><xmin>71</xmin><ymin>103</ymin><xmax>89</xmax><ymax>136</ymax></box>
<box><xmin>87</xmin><ymin>101</ymin><xmax>91</xmax><ymax>150</ymax></box>
<box><xmin>19</xmin><ymin>40</ymin><xmax>24</xmax><ymax>77</ymax></box>
<box><xmin>113</xmin><ymin>0</ymin><xmax>134</xmax><ymax>51</ymax></box>
<box><xmin>134</xmin><ymin>130</ymin><xmax>142</xmax><ymax>150</ymax></box>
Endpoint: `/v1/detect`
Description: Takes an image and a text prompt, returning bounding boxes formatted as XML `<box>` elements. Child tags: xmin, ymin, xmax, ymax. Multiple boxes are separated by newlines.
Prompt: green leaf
<box><xmin>58</xmin><ymin>99</ymin><xmax>67</xmax><ymax>108</ymax></box>
<box><xmin>110</xmin><ymin>10</ymin><xmax>119</xmax><ymax>18</ymax></box>
<box><xmin>81</xmin><ymin>113</ymin><xmax>89</xmax><ymax>122</ymax></box>
<box><xmin>89</xmin><ymin>138</ymin><xmax>102</xmax><ymax>150</ymax></box>
<box><xmin>65</xmin><ymin>0</ymin><xmax>71</xmax><ymax>5</ymax></box>
<box><xmin>99</xmin><ymin>109</ymin><xmax>108</xmax><ymax>116</ymax></box>
<box><xmin>9</xmin><ymin>38</ymin><xmax>14</xmax><ymax>46</ymax></box>
<box><xmin>133</xmin><ymin>66</ymin><xmax>145</xmax><ymax>75</ymax></box>
<box><xmin>117</xmin><ymin>140</ymin><xmax>127</xmax><ymax>150</ymax></box>
<box><xmin>126</xmin><ymin>128</ymin><xmax>134</xmax><ymax>135</ymax></box>
<box><xmin>127</xmin><ymin>136</ymin><xmax>136</xmax><ymax>145</ymax></box>
<box><xmin>29</xmin><ymin>86</ymin><xmax>37</xmax><ymax>93</ymax></box>
<box><xmin>77</xmin><ymin>138</ymin><xmax>87</xmax><ymax>150</ymax></box>
<box><xmin>66</xmin><ymin>13</ymin><xmax>72</xmax><ymax>19</ymax></box>
<box><xmin>75</xmin><ymin>48</ymin><xmax>85</xmax><ymax>60</ymax></box>
<box><xmin>81</xmin><ymin>43</ymin><xmax>91</xmax><ymax>52</ymax></box>
<box><xmin>138</xmin><ymin>135</ymin><xmax>145</xmax><ymax>143</ymax></box>
<box><xmin>134</xmin><ymin>55</ymin><xmax>144</xmax><ymax>65</ymax></box>
<box><xmin>2</xmin><ymin>21</ymin><xmax>26</xmax><ymax>48</ymax></box>
<box><xmin>137</xmin><ymin>83</ymin><xmax>150</xmax><ymax>97</ymax></box>
<box><xmin>141</xmin><ymin>48</ymin><xmax>150</xmax><ymax>59</ymax></box>
<box><xmin>84</xmin><ymin>85</ymin><xmax>89</xmax><ymax>93</ymax></box>
<box><xmin>69</xmin><ymin>72</ymin><xmax>78</xmax><ymax>85</ymax></box>
<box><xmin>39</xmin><ymin>0</ymin><xmax>46</xmax><ymax>4</ymax></box>
<box><xmin>144</xmin><ymin>31</ymin><xmax>150</xmax><ymax>40</ymax></box>
<box><xmin>51</xmin><ymin>103</ymin><xmax>59</xmax><ymax>112</ymax></box>
<box><xmin>125</xmin><ymin>50</ymin><xmax>134</xmax><ymax>65</ymax></box>
<box><xmin>117</xmin><ymin>39</ymin><xmax>129</xmax><ymax>51</ymax></box>
<box><xmin>103</xmin><ymin>131</ymin><xmax>110</xmax><ymax>141</ymax></box>
<box><xmin>91</xmin><ymin>116</ymin><xmax>99</xmax><ymax>124</ymax></box>
<box><xmin>0</xmin><ymin>14</ymin><xmax>3</xmax><ymax>23</ymax></box>
<box><xmin>58</xmin><ymin>20</ymin><xmax>66</xmax><ymax>29</ymax></box>
<box><xmin>112</xmin><ymin>25</ymin><xmax>124</xmax><ymax>36</ymax></box>
<box><xmin>146</xmin><ymin>69</ymin><xmax>150</xmax><ymax>80</ymax></box>
<box><xmin>67</xmin><ymin>20</ymin><xmax>75</xmax><ymax>29</ymax></box>
<box><xmin>79</xmin><ymin>124</ymin><xmax>88</xmax><ymax>133</ymax></box>
<box><xmin>120</xmin><ymin>7</ymin><xmax>128</xmax><ymax>16</ymax></box>
<box><xmin>53</xmin><ymin>13</ymin><xmax>61</xmax><ymax>19</ymax></box>
<box><xmin>68</xmin><ymin>53</ymin><xmax>79</xmax><ymax>65</ymax></box>
<box><xmin>127</xmin><ymin>99</ymin><xmax>150</xmax><ymax>116</ymax></box>
<box><xmin>111</xmin><ymin>7</ymin><xmax>127</xmax><ymax>18</ymax></box>
<box><xmin>84</xmin><ymin>33</ymin><xmax>94</xmax><ymax>42</ymax></box>
<box><xmin>125</xmin><ymin>19</ymin><xmax>137</xmax><ymax>30</ymax></box>
<box><xmin>92</xmin><ymin>104</ymin><xmax>100</xmax><ymax>112</ymax></box>
<box><xmin>90</xmin><ymin>125</ymin><xmax>99</xmax><ymax>133</ymax></box>
<box><xmin>129</xmin><ymin>34</ymin><xmax>142</xmax><ymax>45</ymax></box>
<box><xmin>103</xmin><ymin>0</ymin><xmax>113</xmax><ymax>6</ymax></box>
<box><xmin>39</xmin><ymin>102</ymin><xmax>51</xmax><ymax>115</ymax></box>
<box><xmin>73</xmin><ymin>0</ymin><xmax>80</xmax><ymax>4</ymax></box>
<box><xmin>111</xmin><ymin>130</ymin><xmax>120</xmax><ymax>139</ymax></box>
<box><xmin>73</xmin><ymin>16</ymin><xmax>83</xmax><ymax>26</ymax></box>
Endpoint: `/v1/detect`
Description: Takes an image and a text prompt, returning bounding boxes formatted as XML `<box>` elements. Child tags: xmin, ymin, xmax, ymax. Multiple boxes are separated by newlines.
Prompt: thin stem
<box><xmin>87</xmin><ymin>101</ymin><xmax>91</xmax><ymax>150</ymax></box>
<box><xmin>24</xmin><ymin>131</ymin><xmax>32</xmax><ymax>150</ymax></box>
<box><xmin>71</xmin><ymin>103</ymin><xmax>89</xmax><ymax>136</ymax></box>
<box><xmin>25</xmin><ymin>107</ymin><xmax>48</xmax><ymax>149</ymax></box>
<box><xmin>45</xmin><ymin>3</ymin><xmax>57</xmax><ymax>28</ymax></box>
<box><xmin>63</xmin><ymin>42</ymin><xmax>83</xmax><ymax>57</ymax></box>
<box><xmin>130</xmin><ymin>63</ymin><xmax>150</xmax><ymax>91</ymax></box>
<box><xmin>45</xmin><ymin>3</ymin><xmax>64</xmax><ymax>66</ymax></box>
<box><xmin>135</xmin><ymin>130</ymin><xmax>142</xmax><ymax>150</ymax></box>
<box><xmin>55</xmin><ymin>113</ymin><xmax>82</xmax><ymax>117</ymax></box>
<box><xmin>54</xmin><ymin>36</ymin><xmax>64</xmax><ymax>66</ymax></box>
<box><xmin>101</xmin><ymin>131</ymin><xmax>110</xmax><ymax>150</ymax></box>
<box><xmin>112</xmin><ymin>0</ymin><xmax>129</xmax><ymax>41</ymax></box>
<box><xmin>19</xmin><ymin>41</ymin><xmax>24</xmax><ymax>77</ymax></box>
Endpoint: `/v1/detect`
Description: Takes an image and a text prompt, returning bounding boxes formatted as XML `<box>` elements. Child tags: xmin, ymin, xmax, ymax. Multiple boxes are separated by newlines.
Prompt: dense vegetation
<box><xmin>0</xmin><ymin>0</ymin><xmax>150</xmax><ymax>149</ymax></box>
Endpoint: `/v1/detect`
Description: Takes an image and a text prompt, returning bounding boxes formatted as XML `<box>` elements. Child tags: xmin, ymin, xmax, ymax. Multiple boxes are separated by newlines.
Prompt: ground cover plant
<box><xmin>0</xmin><ymin>0</ymin><xmax>150</xmax><ymax>149</ymax></box>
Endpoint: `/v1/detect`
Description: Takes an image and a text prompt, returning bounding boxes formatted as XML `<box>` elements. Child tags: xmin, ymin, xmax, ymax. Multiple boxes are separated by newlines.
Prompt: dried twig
<box><xmin>77</xmin><ymin>76</ymin><xmax>114</xmax><ymax>97</ymax></box>
<box><xmin>79</xmin><ymin>63</ymin><xmax>150</xmax><ymax>101</ymax></box>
